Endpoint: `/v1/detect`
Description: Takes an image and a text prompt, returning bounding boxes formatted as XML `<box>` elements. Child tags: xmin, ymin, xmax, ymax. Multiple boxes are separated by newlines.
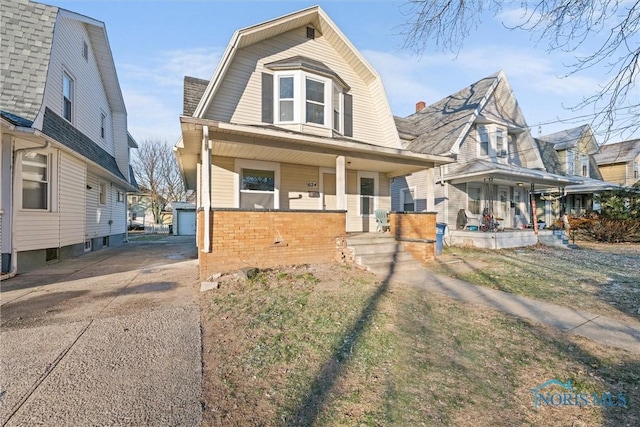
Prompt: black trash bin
<box><xmin>435</xmin><ymin>223</ymin><xmax>447</xmax><ymax>255</ymax></box>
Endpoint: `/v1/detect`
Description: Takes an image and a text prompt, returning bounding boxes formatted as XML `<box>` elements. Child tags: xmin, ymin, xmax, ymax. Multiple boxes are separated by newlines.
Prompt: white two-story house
<box><xmin>1</xmin><ymin>0</ymin><xmax>137</xmax><ymax>274</ymax></box>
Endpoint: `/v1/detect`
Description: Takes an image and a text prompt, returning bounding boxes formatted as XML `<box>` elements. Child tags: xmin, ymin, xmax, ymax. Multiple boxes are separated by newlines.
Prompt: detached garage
<box><xmin>170</xmin><ymin>202</ymin><xmax>196</xmax><ymax>236</ymax></box>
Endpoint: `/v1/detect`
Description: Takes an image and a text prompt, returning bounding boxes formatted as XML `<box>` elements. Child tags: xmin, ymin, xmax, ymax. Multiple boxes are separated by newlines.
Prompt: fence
<box><xmin>144</xmin><ymin>224</ymin><xmax>170</xmax><ymax>234</ymax></box>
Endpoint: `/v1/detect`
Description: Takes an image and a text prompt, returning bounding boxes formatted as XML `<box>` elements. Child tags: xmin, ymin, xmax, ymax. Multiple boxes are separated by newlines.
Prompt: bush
<box><xmin>570</xmin><ymin>214</ymin><xmax>640</xmax><ymax>243</ymax></box>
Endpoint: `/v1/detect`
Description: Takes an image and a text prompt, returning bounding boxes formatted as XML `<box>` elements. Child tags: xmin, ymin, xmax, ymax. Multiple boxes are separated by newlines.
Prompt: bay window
<box><xmin>278</xmin><ymin>76</ymin><xmax>294</xmax><ymax>121</ymax></box>
<box><xmin>305</xmin><ymin>77</ymin><xmax>325</xmax><ymax>124</ymax></box>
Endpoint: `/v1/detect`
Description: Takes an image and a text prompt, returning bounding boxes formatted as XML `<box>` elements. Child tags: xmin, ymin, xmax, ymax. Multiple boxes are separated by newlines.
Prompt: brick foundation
<box><xmin>389</xmin><ymin>212</ymin><xmax>437</xmax><ymax>262</ymax></box>
<box><xmin>197</xmin><ymin>209</ymin><xmax>346</xmax><ymax>278</ymax></box>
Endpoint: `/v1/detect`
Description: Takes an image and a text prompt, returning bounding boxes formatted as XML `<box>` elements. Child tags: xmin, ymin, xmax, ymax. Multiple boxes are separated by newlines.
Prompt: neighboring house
<box><xmin>594</xmin><ymin>139</ymin><xmax>640</xmax><ymax>187</ymax></box>
<box><xmin>175</xmin><ymin>6</ymin><xmax>452</xmax><ymax>277</ymax></box>
<box><xmin>1</xmin><ymin>0</ymin><xmax>137</xmax><ymax>274</ymax></box>
<box><xmin>392</xmin><ymin>71</ymin><xmax>581</xmax><ymax>231</ymax></box>
<box><xmin>535</xmin><ymin>125</ymin><xmax>620</xmax><ymax>219</ymax></box>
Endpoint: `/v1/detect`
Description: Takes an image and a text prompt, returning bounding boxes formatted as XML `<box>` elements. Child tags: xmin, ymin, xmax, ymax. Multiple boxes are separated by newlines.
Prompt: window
<box><xmin>99</xmin><ymin>182</ymin><xmax>107</xmax><ymax>205</ymax></box>
<box><xmin>240</xmin><ymin>168</ymin><xmax>276</xmax><ymax>209</ymax></box>
<box><xmin>82</xmin><ymin>40</ymin><xmax>88</xmax><ymax>60</ymax></box>
<box><xmin>567</xmin><ymin>150</ymin><xmax>575</xmax><ymax>175</ymax></box>
<box><xmin>634</xmin><ymin>161</ymin><xmax>638</xmax><ymax>179</ymax></box>
<box><xmin>22</xmin><ymin>152</ymin><xmax>49</xmax><ymax>209</ymax></box>
<box><xmin>63</xmin><ymin>72</ymin><xmax>73</xmax><ymax>122</ymax></box>
<box><xmin>401</xmin><ymin>187</ymin><xmax>416</xmax><ymax>212</ymax></box>
<box><xmin>496</xmin><ymin>129</ymin><xmax>505</xmax><ymax>156</ymax></box>
<box><xmin>117</xmin><ymin>191</ymin><xmax>124</xmax><ymax>203</ymax></box>
<box><xmin>581</xmin><ymin>155</ymin><xmax>589</xmax><ymax>177</ymax></box>
<box><xmin>101</xmin><ymin>113</ymin><xmax>106</xmax><ymax>139</ymax></box>
<box><xmin>84</xmin><ymin>240</ymin><xmax>92</xmax><ymax>252</ymax></box>
<box><xmin>305</xmin><ymin>77</ymin><xmax>325</xmax><ymax>125</ymax></box>
<box><xmin>467</xmin><ymin>185</ymin><xmax>481</xmax><ymax>215</ymax></box>
<box><xmin>278</xmin><ymin>76</ymin><xmax>294</xmax><ymax>121</ymax></box>
<box><xmin>332</xmin><ymin>85</ymin><xmax>341</xmax><ymax>132</ymax></box>
<box><xmin>479</xmin><ymin>127</ymin><xmax>489</xmax><ymax>156</ymax></box>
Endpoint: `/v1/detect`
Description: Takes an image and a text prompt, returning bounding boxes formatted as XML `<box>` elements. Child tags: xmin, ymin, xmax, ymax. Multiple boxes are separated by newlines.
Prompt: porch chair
<box><xmin>374</xmin><ymin>209</ymin><xmax>390</xmax><ymax>233</ymax></box>
<box><xmin>464</xmin><ymin>209</ymin><xmax>481</xmax><ymax>230</ymax></box>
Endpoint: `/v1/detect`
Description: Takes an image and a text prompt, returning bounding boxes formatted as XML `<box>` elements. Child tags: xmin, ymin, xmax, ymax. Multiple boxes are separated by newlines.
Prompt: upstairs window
<box><xmin>22</xmin><ymin>152</ymin><xmax>49</xmax><ymax>210</ymax></box>
<box><xmin>63</xmin><ymin>72</ymin><xmax>73</xmax><ymax>122</ymax></box>
<box><xmin>305</xmin><ymin>77</ymin><xmax>325</xmax><ymax>125</ymax></box>
<box><xmin>82</xmin><ymin>40</ymin><xmax>88</xmax><ymax>61</ymax></box>
<box><xmin>496</xmin><ymin>129</ymin><xmax>506</xmax><ymax>157</ymax></box>
<box><xmin>634</xmin><ymin>161</ymin><xmax>638</xmax><ymax>179</ymax></box>
<box><xmin>581</xmin><ymin>154</ymin><xmax>589</xmax><ymax>177</ymax></box>
<box><xmin>478</xmin><ymin>127</ymin><xmax>490</xmax><ymax>156</ymax></box>
<box><xmin>567</xmin><ymin>150</ymin><xmax>575</xmax><ymax>175</ymax></box>
<box><xmin>278</xmin><ymin>76</ymin><xmax>294</xmax><ymax>121</ymax></box>
<box><xmin>100</xmin><ymin>113</ymin><xmax>106</xmax><ymax>139</ymax></box>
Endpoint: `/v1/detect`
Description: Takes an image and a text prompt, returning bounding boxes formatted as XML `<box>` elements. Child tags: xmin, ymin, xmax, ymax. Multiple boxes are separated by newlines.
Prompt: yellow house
<box><xmin>595</xmin><ymin>139</ymin><xmax>640</xmax><ymax>187</ymax></box>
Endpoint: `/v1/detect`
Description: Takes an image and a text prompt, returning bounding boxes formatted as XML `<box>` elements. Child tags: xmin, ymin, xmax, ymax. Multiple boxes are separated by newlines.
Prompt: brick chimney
<box><xmin>416</xmin><ymin>101</ymin><xmax>426</xmax><ymax>112</ymax></box>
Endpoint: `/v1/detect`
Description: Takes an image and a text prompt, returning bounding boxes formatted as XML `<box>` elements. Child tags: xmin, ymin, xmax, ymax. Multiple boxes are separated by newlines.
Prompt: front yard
<box><xmin>199</xmin><ymin>243</ymin><xmax>640</xmax><ymax>426</ymax></box>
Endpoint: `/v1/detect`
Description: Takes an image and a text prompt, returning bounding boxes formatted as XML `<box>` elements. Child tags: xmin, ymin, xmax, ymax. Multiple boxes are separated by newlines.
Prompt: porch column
<box><xmin>425</xmin><ymin>167</ymin><xmax>435</xmax><ymax>212</ymax></box>
<box><xmin>336</xmin><ymin>155</ymin><xmax>346</xmax><ymax>210</ymax></box>
<box><xmin>202</xmin><ymin>126</ymin><xmax>212</xmax><ymax>253</ymax></box>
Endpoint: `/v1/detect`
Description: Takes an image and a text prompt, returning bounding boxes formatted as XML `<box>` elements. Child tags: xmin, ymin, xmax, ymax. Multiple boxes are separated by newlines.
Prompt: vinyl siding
<box><xmin>204</xmin><ymin>26</ymin><xmax>397</xmax><ymax>149</ymax></box>
<box><xmin>448</xmin><ymin>184</ymin><xmax>468</xmax><ymax>226</ymax></box>
<box><xmin>599</xmin><ymin>163</ymin><xmax>628</xmax><ymax>185</ymax></box>
<box><xmin>211</xmin><ymin>157</ymin><xmax>235</xmax><ymax>208</ymax></box>
<box><xmin>345</xmin><ymin>170</ymin><xmax>386</xmax><ymax>232</ymax></box>
<box><xmin>280</xmin><ymin>163</ymin><xmax>320</xmax><ymax>210</ymax></box>
<box><xmin>59</xmin><ymin>152</ymin><xmax>86</xmax><ymax>246</ymax></box>
<box><xmin>85</xmin><ymin>172</ymin><xmax>115</xmax><ymax>238</ymax></box>
<box><xmin>43</xmin><ymin>16</ymin><xmax>114</xmax><ymax>155</ymax></box>
<box><xmin>391</xmin><ymin>170</ymin><xmax>430</xmax><ymax>212</ymax></box>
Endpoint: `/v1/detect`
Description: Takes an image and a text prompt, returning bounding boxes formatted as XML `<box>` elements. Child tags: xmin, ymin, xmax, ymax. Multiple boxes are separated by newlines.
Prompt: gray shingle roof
<box><xmin>0</xmin><ymin>0</ymin><xmax>57</xmax><ymax>122</ymax></box>
<box><xmin>535</xmin><ymin>138</ymin><xmax>563</xmax><ymax>175</ymax></box>
<box><xmin>183</xmin><ymin>76</ymin><xmax>209</xmax><ymax>116</ymax></box>
<box><xmin>594</xmin><ymin>139</ymin><xmax>640</xmax><ymax>164</ymax></box>
<box><xmin>42</xmin><ymin>107</ymin><xmax>127</xmax><ymax>182</ymax></box>
<box><xmin>0</xmin><ymin>110</ymin><xmax>34</xmax><ymax>127</ymax></box>
<box><xmin>537</xmin><ymin>125</ymin><xmax>592</xmax><ymax>151</ymax></box>
<box><xmin>396</xmin><ymin>73</ymin><xmax>499</xmax><ymax>156</ymax></box>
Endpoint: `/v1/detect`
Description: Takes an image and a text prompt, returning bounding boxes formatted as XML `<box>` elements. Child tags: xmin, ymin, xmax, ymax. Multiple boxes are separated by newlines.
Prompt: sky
<box><xmin>48</xmin><ymin>0</ymin><xmax>639</xmax><ymax>146</ymax></box>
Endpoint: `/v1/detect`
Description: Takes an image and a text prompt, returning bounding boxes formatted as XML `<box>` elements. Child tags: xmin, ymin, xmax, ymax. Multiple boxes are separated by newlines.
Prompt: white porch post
<box><xmin>336</xmin><ymin>155</ymin><xmax>346</xmax><ymax>211</ymax></box>
<box><xmin>202</xmin><ymin>126</ymin><xmax>212</xmax><ymax>253</ymax></box>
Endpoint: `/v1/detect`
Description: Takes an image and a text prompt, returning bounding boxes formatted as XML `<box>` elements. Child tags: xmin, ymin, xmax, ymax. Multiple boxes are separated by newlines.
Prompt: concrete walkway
<box><xmin>389</xmin><ymin>268</ymin><xmax>640</xmax><ymax>354</ymax></box>
<box><xmin>0</xmin><ymin>235</ymin><xmax>202</xmax><ymax>426</ymax></box>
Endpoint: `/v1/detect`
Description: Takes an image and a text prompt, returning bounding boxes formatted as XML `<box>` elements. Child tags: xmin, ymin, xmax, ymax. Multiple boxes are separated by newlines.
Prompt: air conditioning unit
<box><xmin>497</xmin><ymin>150</ymin><xmax>507</xmax><ymax>157</ymax></box>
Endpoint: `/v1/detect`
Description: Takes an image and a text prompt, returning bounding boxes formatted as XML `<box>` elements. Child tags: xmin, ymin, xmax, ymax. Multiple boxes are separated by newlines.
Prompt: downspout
<box><xmin>202</xmin><ymin>126</ymin><xmax>212</xmax><ymax>253</ymax></box>
<box><xmin>6</xmin><ymin>140</ymin><xmax>50</xmax><ymax>278</ymax></box>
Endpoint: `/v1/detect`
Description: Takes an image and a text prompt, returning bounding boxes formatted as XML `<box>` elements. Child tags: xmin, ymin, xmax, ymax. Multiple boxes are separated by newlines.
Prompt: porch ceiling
<box><xmin>177</xmin><ymin>117</ymin><xmax>453</xmax><ymax>189</ymax></box>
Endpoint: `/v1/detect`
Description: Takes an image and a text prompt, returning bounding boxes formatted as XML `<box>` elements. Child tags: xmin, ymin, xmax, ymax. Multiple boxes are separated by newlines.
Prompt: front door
<box><xmin>513</xmin><ymin>187</ymin><xmax>524</xmax><ymax>228</ymax></box>
<box><xmin>322</xmin><ymin>173</ymin><xmax>336</xmax><ymax>210</ymax></box>
<box><xmin>497</xmin><ymin>187</ymin><xmax>510</xmax><ymax>229</ymax></box>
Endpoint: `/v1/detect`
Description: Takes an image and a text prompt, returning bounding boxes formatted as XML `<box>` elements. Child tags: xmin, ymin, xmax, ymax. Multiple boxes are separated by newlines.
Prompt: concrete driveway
<box><xmin>0</xmin><ymin>235</ymin><xmax>202</xmax><ymax>426</ymax></box>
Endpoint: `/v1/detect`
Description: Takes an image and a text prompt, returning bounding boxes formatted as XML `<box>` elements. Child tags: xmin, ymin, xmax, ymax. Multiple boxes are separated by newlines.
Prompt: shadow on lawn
<box><xmin>287</xmin><ymin>244</ymin><xmax>400</xmax><ymax>426</ymax></box>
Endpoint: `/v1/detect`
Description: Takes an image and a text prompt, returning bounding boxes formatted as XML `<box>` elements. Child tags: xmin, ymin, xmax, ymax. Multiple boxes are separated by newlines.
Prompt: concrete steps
<box><xmin>538</xmin><ymin>230</ymin><xmax>571</xmax><ymax>248</ymax></box>
<box><xmin>346</xmin><ymin>233</ymin><xmax>424</xmax><ymax>275</ymax></box>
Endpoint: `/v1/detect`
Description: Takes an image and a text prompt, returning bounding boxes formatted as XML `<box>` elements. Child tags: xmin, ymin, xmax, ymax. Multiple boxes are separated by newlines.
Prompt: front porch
<box><xmin>446</xmin><ymin>228</ymin><xmax>568</xmax><ymax>249</ymax></box>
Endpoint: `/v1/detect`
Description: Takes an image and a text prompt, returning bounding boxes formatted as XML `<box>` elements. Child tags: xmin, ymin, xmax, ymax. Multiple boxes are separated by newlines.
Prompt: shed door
<box><xmin>177</xmin><ymin>210</ymin><xmax>196</xmax><ymax>235</ymax></box>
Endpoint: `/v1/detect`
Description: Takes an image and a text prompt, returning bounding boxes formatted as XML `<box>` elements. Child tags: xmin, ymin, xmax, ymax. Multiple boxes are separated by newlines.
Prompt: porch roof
<box><xmin>440</xmin><ymin>159</ymin><xmax>583</xmax><ymax>188</ymax></box>
<box><xmin>537</xmin><ymin>177</ymin><xmax>622</xmax><ymax>195</ymax></box>
<box><xmin>177</xmin><ymin>117</ymin><xmax>454</xmax><ymax>190</ymax></box>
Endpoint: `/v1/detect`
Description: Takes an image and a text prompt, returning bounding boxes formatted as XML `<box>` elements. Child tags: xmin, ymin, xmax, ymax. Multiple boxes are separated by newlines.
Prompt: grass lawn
<box><xmin>200</xmin><ymin>258</ymin><xmax>640</xmax><ymax>426</ymax></box>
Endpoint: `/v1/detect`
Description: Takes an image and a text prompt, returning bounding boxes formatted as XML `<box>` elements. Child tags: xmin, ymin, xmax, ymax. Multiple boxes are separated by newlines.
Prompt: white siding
<box><xmin>204</xmin><ymin>26</ymin><xmax>398</xmax><ymax>149</ymax></box>
<box><xmin>111</xmin><ymin>185</ymin><xmax>127</xmax><ymax>233</ymax></box>
<box><xmin>42</xmin><ymin>16</ymin><xmax>114</xmax><ymax>155</ymax></box>
<box><xmin>59</xmin><ymin>152</ymin><xmax>86</xmax><ymax>246</ymax></box>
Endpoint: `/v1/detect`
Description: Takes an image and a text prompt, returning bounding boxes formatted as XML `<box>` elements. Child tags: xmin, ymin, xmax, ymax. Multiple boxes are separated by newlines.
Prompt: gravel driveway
<box><xmin>0</xmin><ymin>236</ymin><xmax>202</xmax><ymax>426</ymax></box>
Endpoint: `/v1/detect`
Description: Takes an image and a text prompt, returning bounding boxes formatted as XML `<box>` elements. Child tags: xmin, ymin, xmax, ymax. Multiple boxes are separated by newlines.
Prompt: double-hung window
<box><xmin>63</xmin><ymin>72</ymin><xmax>73</xmax><ymax>122</ymax></box>
<box><xmin>22</xmin><ymin>152</ymin><xmax>49</xmax><ymax>210</ymax></box>
<box><xmin>305</xmin><ymin>77</ymin><xmax>325</xmax><ymax>125</ymax></box>
<box><xmin>581</xmin><ymin>154</ymin><xmax>589</xmax><ymax>177</ymax></box>
<box><xmin>496</xmin><ymin>129</ymin><xmax>505</xmax><ymax>156</ymax></box>
<box><xmin>478</xmin><ymin>127</ymin><xmax>490</xmax><ymax>156</ymax></box>
<box><xmin>278</xmin><ymin>76</ymin><xmax>294</xmax><ymax>122</ymax></box>
<box><xmin>567</xmin><ymin>150</ymin><xmax>575</xmax><ymax>175</ymax></box>
<box><xmin>634</xmin><ymin>161</ymin><xmax>638</xmax><ymax>180</ymax></box>
<box><xmin>241</xmin><ymin>168</ymin><xmax>275</xmax><ymax>209</ymax></box>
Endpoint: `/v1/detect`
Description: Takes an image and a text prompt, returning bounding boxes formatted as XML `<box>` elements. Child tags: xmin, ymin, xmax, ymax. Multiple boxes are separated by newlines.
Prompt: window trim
<box><xmin>234</xmin><ymin>159</ymin><xmax>280</xmax><ymax>209</ymax></box>
<box><xmin>478</xmin><ymin>126</ymin><xmax>490</xmax><ymax>157</ymax></box>
<box><xmin>400</xmin><ymin>186</ymin><xmax>416</xmax><ymax>212</ymax></box>
<box><xmin>99</xmin><ymin>182</ymin><xmax>107</xmax><ymax>205</ymax></box>
<box><xmin>21</xmin><ymin>152</ymin><xmax>51</xmax><ymax>211</ymax></box>
<box><xmin>62</xmin><ymin>70</ymin><xmax>74</xmax><ymax>123</ymax></box>
<box><xmin>581</xmin><ymin>154</ymin><xmax>589</xmax><ymax>177</ymax></box>
<box><xmin>277</xmin><ymin>74</ymin><xmax>295</xmax><ymax>123</ymax></box>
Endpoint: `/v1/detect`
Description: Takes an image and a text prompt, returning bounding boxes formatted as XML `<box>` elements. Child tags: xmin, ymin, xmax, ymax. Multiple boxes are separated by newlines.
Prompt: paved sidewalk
<box><xmin>389</xmin><ymin>268</ymin><xmax>640</xmax><ymax>354</ymax></box>
<box><xmin>0</xmin><ymin>236</ymin><xmax>202</xmax><ymax>426</ymax></box>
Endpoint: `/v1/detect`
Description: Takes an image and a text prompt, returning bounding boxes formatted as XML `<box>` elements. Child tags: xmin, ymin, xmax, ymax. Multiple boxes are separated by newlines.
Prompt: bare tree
<box><xmin>131</xmin><ymin>139</ymin><xmax>187</xmax><ymax>224</ymax></box>
<box><xmin>400</xmin><ymin>0</ymin><xmax>639</xmax><ymax>139</ymax></box>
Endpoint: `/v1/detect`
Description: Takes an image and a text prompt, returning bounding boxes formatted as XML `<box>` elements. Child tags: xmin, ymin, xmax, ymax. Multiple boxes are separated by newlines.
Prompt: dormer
<box><xmin>262</xmin><ymin>55</ymin><xmax>352</xmax><ymax>138</ymax></box>
<box><xmin>474</xmin><ymin>116</ymin><xmax>525</xmax><ymax>164</ymax></box>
